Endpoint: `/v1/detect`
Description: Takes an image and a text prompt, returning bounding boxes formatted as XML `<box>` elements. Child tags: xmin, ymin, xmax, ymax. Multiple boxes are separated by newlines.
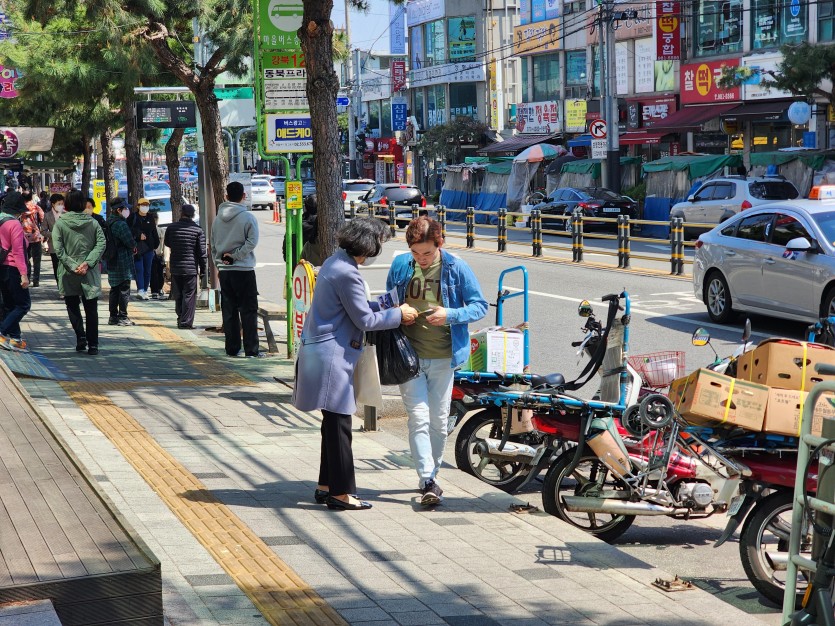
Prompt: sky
<box><xmin>331</xmin><ymin>0</ymin><xmax>394</xmax><ymax>54</ymax></box>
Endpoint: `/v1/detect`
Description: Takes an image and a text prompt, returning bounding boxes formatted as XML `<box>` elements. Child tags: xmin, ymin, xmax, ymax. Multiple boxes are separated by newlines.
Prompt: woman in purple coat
<box><xmin>293</xmin><ymin>218</ymin><xmax>418</xmax><ymax>511</ymax></box>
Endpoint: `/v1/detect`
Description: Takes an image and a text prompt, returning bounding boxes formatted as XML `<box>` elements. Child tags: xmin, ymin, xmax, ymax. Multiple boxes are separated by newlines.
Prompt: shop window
<box><xmin>450</xmin><ymin>83</ymin><xmax>478</xmax><ymax>119</ymax></box>
<box><xmin>566</xmin><ymin>50</ymin><xmax>586</xmax><ymax>85</ymax></box>
<box><xmin>368</xmin><ymin>101</ymin><xmax>380</xmax><ymax>134</ymax></box>
<box><xmin>820</xmin><ymin>0</ymin><xmax>835</xmax><ymax>40</ymax></box>
<box><xmin>411</xmin><ymin>26</ymin><xmax>425</xmax><ymax>69</ymax></box>
<box><xmin>753</xmin><ymin>0</ymin><xmax>807</xmax><ymax>48</ymax></box>
<box><xmin>413</xmin><ymin>89</ymin><xmax>426</xmax><ymax>130</ymax></box>
<box><xmin>532</xmin><ymin>53</ymin><xmax>560</xmax><ymax>102</ymax></box>
<box><xmin>521</xmin><ymin>57</ymin><xmax>529</xmax><ymax>101</ymax></box>
<box><xmin>424</xmin><ymin>20</ymin><xmax>446</xmax><ymax>67</ymax></box>
<box><xmin>565</xmin><ymin>86</ymin><xmax>586</xmax><ymax>99</ymax></box>
<box><xmin>592</xmin><ymin>46</ymin><xmax>601</xmax><ymax>97</ymax></box>
<box><xmin>694</xmin><ymin>0</ymin><xmax>742</xmax><ymax>57</ymax></box>
<box><xmin>448</xmin><ymin>16</ymin><xmax>476</xmax><ymax>63</ymax></box>
<box><xmin>563</xmin><ymin>0</ymin><xmax>586</xmax><ymax>14</ymax></box>
<box><xmin>427</xmin><ymin>84</ymin><xmax>446</xmax><ymax>128</ymax></box>
<box><xmin>382</xmin><ymin>101</ymin><xmax>392</xmax><ymax>135</ymax></box>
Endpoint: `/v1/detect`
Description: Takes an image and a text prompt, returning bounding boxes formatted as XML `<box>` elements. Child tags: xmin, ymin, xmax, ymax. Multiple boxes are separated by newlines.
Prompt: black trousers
<box><xmin>218</xmin><ymin>270</ymin><xmax>260</xmax><ymax>356</ymax></box>
<box><xmin>108</xmin><ymin>279</ymin><xmax>131</xmax><ymax>318</ymax></box>
<box><xmin>27</xmin><ymin>242</ymin><xmax>42</xmax><ymax>284</ymax></box>
<box><xmin>318</xmin><ymin>409</ymin><xmax>356</xmax><ymax>497</ymax></box>
<box><xmin>172</xmin><ymin>274</ymin><xmax>197</xmax><ymax>327</ymax></box>
<box><xmin>150</xmin><ymin>254</ymin><xmax>165</xmax><ymax>294</ymax></box>
<box><xmin>49</xmin><ymin>253</ymin><xmax>58</xmax><ymax>282</ymax></box>
<box><xmin>65</xmin><ymin>295</ymin><xmax>98</xmax><ymax>347</ymax></box>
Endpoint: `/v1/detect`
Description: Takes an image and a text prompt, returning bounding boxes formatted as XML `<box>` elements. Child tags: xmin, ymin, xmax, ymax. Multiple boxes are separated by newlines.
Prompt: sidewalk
<box><xmin>6</xmin><ymin>279</ymin><xmax>766</xmax><ymax>626</ymax></box>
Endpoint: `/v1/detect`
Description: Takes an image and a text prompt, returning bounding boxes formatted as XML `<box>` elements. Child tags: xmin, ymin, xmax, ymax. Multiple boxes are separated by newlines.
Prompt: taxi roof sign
<box><xmin>809</xmin><ymin>185</ymin><xmax>835</xmax><ymax>200</ymax></box>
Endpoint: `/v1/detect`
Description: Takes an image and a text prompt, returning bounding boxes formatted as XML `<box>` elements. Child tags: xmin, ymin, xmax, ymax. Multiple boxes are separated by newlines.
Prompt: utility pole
<box><xmin>354</xmin><ymin>47</ymin><xmax>365</xmax><ymax>177</ymax></box>
<box><xmin>598</xmin><ymin>1</ymin><xmax>620</xmax><ymax>193</ymax></box>
<box><xmin>345</xmin><ymin>0</ymin><xmax>357</xmax><ymax>178</ymax></box>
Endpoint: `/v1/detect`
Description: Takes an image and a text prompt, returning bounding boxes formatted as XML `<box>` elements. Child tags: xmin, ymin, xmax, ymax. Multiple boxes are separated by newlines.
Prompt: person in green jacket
<box><xmin>52</xmin><ymin>189</ymin><xmax>106</xmax><ymax>355</ymax></box>
<box><xmin>105</xmin><ymin>198</ymin><xmax>138</xmax><ymax>326</ymax></box>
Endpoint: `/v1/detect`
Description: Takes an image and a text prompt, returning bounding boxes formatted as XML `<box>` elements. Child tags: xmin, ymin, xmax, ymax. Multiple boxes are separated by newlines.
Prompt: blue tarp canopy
<box><xmin>439</xmin><ymin>165</ymin><xmax>479</xmax><ymax>221</ymax></box>
<box><xmin>567</xmin><ymin>134</ymin><xmax>592</xmax><ymax>148</ymax></box>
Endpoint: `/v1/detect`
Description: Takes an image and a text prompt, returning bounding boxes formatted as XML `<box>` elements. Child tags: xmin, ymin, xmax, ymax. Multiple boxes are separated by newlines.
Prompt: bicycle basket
<box><xmin>627</xmin><ymin>351</ymin><xmax>685</xmax><ymax>388</ymax></box>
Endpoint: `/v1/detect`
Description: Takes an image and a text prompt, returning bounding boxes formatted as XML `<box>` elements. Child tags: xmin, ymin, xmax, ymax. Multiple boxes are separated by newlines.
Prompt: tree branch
<box><xmin>143</xmin><ymin>22</ymin><xmax>199</xmax><ymax>89</ymax></box>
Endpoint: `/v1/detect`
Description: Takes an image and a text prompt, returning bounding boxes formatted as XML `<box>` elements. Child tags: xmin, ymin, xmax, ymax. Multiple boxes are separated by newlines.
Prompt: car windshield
<box><xmin>383</xmin><ymin>187</ymin><xmax>420</xmax><ymax>202</ymax></box>
<box><xmin>344</xmin><ymin>182</ymin><xmax>375</xmax><ymax>192</ymax></box>
<box><xmin>148</xmin><ymin>197</ymin><xmax>171</xmax><ymax>211</ymax></box>
<box><xmin>748</xmin><ymin>181</ymin><xmax>799</xmax><ymax>200</ymax></box>
<box><xmin>812</xmin><ymin>211</ymin><xmax>835</xmax><ymax>246</ymax></box>
<box><xmin>252</xmin><ymin>181</ymin><xmax>270</xmax><ymax>188</ymax></box>
<box><xmin>585</xmin><ymin>188</ymin><xmax>623</xmax><ymax>201</ymax></box>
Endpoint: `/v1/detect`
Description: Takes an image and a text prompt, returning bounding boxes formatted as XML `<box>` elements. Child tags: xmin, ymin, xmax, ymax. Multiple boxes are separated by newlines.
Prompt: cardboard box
<box><xmin>466</xmin><ymin>327</ymin><xmax>525</xmax><ymax>374</ymax></box>
<box><xmin>668</xmin><ymin>368</ymin><xmax>768</xmax><ymax>431</ymax></box>
<box><xmin>763</xmin><ymin>387</ymin><xmax>835</xmax><ymax>437</ymax></box>
<box><xmin>735</xmin><ymin>339</ymin><xmax>835</xmax><ymax>392</ymax></box>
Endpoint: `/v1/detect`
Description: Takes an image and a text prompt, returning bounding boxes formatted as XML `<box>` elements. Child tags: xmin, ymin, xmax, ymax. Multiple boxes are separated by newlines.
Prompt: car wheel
<box><xmin>821</xmin><ymin>286</ymin><xmax>835</xmax><ymax>319</ymax></box>
<box><xmin>705</xmin><ymin>271</ymin><xmax>735</xmax><ymax>324</ymax></box>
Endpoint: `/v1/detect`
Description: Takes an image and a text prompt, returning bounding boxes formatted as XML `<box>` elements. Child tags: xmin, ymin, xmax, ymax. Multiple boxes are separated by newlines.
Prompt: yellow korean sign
<box><xmin>829</xmin><ymin>105</ymin><xmax>835</xmax><ymax>123</ymax></box>
<box><xmin>565</xmin><ymin>100</ymin><xmax>588</xmax><ymax>133</ymax></box>
<box><xmin>285</xmin><ymin>180</ymin><xmax>303</xmax><ymax>210</ymax></box>
<box><xmin>92</xmin><ymin>179</ymin><xmax>118</xmax><ymax>214</ymax></box>
<box><xmin>513</xmin><ymin>18</ymin><xmax>560</xmax><ymax>56</ymax></box>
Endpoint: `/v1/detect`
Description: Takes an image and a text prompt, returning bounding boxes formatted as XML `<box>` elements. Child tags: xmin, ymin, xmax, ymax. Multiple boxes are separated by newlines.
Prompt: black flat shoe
<box><xmin>87</xmin><ymin>346</ymin><xmax>99</xmax><ymax>356</ymax></box>
<box><xmin>326</xmin><ymin>496</ymin><xmax>372</xmax><ymax>511</ymax></box>
<box><xmin>76</xmin><ymin>341</ymin><xmax>87</xmax><ymax>352</ymax></box>
<box><xmin>314</xmin><ymin>489</ymin><xmax>329</xmax><ymax>504</ymax></box>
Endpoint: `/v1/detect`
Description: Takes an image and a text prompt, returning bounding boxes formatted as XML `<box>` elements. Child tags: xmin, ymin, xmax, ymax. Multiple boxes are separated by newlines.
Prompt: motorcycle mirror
<box><xmin>578</xmin><ymin>300</ymin><xmax>593</xmax><ymax>318</ymax></box>
<box><xmin>742</xmin><ymin>319</ymin><xmax>752</xmax><ymax>343</ymax></box>
<box><xmin>691</xmin><ymin>327</ymin><xmax>710</xmax><ymax>346</ymax></box>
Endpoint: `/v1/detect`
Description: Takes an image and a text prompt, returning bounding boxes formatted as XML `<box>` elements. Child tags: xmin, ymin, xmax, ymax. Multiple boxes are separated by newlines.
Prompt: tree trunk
<box><xmin>80</xmin><ymin>135</ymin><xmax>92</xmax><ymax>197</ymax></box>
<box><xmin>193</xmin><ymin>85</ymin><xmax>229</xmax><ymax>211</ymax></box>
<box><xmin>123</xmin><ymin>104</ymin><xmax>143</xmax><ymax>207</ymax></box>
<box><xmin>100</xmin><ymin>127</ymin><xmax>115</xmax><ymax>211</ymax></box>
<box><xmin>165</xmin><ymin>127</ymin><xmax>185</xmax><ymax>222</ymax></box>
<box><xmin>301</xmin><ymin>1</ymin><xmax>343</xmax><ymax>258</ymax></box>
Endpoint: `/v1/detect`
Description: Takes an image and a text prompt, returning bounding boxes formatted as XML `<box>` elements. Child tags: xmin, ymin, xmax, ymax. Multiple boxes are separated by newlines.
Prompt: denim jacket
<box><xmin>386</xmin><ymin>249</ymin><xmax>488</xmax><ymax>368</ymax></box>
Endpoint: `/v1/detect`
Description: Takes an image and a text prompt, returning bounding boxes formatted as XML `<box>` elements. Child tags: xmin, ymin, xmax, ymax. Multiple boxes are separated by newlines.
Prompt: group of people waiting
<box><xmin>0</xmin><ymin>189</ymin><xmax>207</xmax><ymax>354</ymax></box>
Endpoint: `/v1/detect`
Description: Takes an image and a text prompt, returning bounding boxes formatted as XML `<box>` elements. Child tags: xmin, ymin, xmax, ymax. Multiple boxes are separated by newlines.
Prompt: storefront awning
<box><xmin>567</xmin><ymin>134</ymin><xmax>592</xmax><ymax>147</ymax></box>
<box><xmin>649</xmin><ymin>103</ymin><xmax>739</xmax><ymax>131</ymax></box>
<box><xmin>618</xmin><ymin>131</ymin><xmax>668</xmax><ymax>145</ymax></box>
<box><xmin>478</xmin><ymin>133</ymin><xmax>561</xmax><ymax>155</ymax></box>
<box><xmin>721</xmin><ymin>100</ymin><xmax>790</xmax><ymax>122</ymax></box>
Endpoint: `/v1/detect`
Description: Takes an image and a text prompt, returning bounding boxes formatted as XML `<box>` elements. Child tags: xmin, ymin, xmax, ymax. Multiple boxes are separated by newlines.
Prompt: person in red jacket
<box><xmin>0</xmin><ymin>192</ymin><xmax>31</xmax><ymax>352</ymax></box>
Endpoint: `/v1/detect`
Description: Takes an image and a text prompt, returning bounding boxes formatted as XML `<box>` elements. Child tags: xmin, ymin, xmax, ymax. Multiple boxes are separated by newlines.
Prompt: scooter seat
<box><xmin>529</xmin><ymin>372</ymin><xmax>565</xmax><ymax>388</ymax></box>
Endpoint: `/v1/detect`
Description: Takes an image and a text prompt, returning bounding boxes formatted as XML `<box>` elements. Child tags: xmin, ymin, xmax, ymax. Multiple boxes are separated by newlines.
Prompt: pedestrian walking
<box><xmin>127</xmin><ymin>197</ymin><xmax>159</xmax><ymax>300</ymax></box>
<box><xmin>0</xmin><ymin>192</ymin><xmax>31</xmax><ymax>352</ymax></box>
<box><xmin>149</xmin><ymin>210</ymin><xmax>166</xmax><ymax>299</ymax></box>
<box><xmin>53</xmin><ymin>189</ymin><xmax>106</xmax><ymax>355</ymax></box>
<box><xmin>41</xmin><ymin>193</ymin><xmax>65</xmax><ymax>282</ymax></box>
<box><xmin>20</xmin><ymin>192</ymin><xmax>44</xmax><ymax>287</ymax></box>
<box><xmin>293</xmin><ymin>218</ymin><xmax>419</xmax><ymax>511</ymax></box>
<box><xmin>386</xmin><ymin>216</ymin><xmax>488</xmax><ymax>505</ymax></box>
<box><xmin>210</xmin><ymin>181</ymin><xmax>262</xmax><ymax>357</ymax></box>
<box><xmin>164</xmin><ymin>204</ymin><xmax>206</xmax><ymax>329</ymax></box>
<box><xmin>105</xmin><ymin>198</ymin><xmax>137</xmax><ymax>326</ymax></box>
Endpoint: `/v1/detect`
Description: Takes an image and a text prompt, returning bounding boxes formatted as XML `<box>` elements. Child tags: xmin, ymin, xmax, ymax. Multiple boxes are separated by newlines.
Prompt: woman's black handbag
<box><xmin>368</xmin><ymin>328</ymin><xmax>420</xmax><ymax>385</ymax></box>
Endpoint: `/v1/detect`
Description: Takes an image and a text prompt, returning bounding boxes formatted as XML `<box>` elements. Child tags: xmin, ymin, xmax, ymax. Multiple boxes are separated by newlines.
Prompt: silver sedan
<box><xmin>693</xmin><ymin>200</ymin><xmax>835</xmax><ymax>323</ymax></box>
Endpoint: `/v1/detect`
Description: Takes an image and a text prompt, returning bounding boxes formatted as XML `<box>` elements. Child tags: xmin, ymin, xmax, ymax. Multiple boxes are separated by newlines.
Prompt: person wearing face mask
<box><xmin>85</xmin><ymin>197</ymin><xmax>107</xmax><ymax>230</ymax></box>
<box><xmin>41</xmin><ymin>193</ymin><xmax>65</xmax><ymax>283</ymax></box>
<box><xmin>105</xmin><ymin>198</ymin><xmax>138</xmax><ymax>326</ymax></box>
<box><xmin>293</xmin><ymin>218</ymin><xmax>419</xmax><ymax>511</ymax></box>
<box><xmin>127</xmin><ymin>197</ymin><xmax>160</xmax><ymax>300</ymax></box>
<box><xmin>386</xmin><ymin>216</ymin><xmax>487</xmax><ymax>506</ymax></box>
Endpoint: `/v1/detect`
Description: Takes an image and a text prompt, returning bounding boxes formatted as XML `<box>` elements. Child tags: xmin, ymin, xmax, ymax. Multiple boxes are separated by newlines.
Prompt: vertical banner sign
<box><xmin>391</xmin><ymin>96</ymin><xmax>408</xmax><ymax>131</ymax></box>
<box><xmin>389</xmin><ymin>4</ymin><xmax>406</xmax><ymax>55</ymax></box>
<box><xmin>391</xmin><ymin>60</ymin><xmax>407</xmax><ymax>92</ymax></box>
<box><xmin>656</xmin><ymin>1</ymin><xmax>681</xmax><ymax>61</ymax></box>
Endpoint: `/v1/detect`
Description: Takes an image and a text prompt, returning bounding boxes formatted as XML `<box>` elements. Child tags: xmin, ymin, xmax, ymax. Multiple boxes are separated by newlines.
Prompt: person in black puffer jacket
<box><xmin>127</xmin><ymin>197</ymin><xmax>160</xmax><ymax>300</ymax></box>
<box><xmin>163</xmin><ymin>204</ymin><xmax>207</xmax><ymax>329</ymax></box>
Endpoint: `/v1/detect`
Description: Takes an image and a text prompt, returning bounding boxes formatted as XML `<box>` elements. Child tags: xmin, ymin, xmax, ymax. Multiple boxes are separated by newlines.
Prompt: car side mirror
<box><xmin>786</xmin><ymin>237</ymin><xmax>813</xmax><ymax>253</ymax></box>
<box><xmin>687</xmin><ymin>194</ymin><xmax>696</xmax><ymax>202</ymax></box>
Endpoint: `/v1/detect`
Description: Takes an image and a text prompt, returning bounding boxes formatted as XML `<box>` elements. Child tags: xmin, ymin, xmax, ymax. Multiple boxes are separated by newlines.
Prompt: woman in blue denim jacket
<box><xmin>386</xmin><ymin>217</ymin><xmax>487</xmax><ymax>505</ymax></box>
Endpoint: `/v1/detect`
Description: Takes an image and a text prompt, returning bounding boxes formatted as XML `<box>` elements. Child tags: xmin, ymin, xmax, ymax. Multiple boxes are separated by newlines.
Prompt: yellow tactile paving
<box><xmin>62</xmin><ymin>384</ymin><xmax>346</xmax><ymax>626</ymax></box>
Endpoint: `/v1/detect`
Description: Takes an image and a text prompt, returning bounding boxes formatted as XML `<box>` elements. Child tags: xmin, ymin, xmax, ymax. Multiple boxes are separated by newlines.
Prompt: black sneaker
<box><xmin>421</xmin><ymin>480</ymin><xmax>443</xmax><ymax>506</ymax></box>
<box><xmin>75</xmin><ymin>340</ymin><xmax>87</xmax><ymax>352</ymax></box>
<box><xmin>87</xmin><ymin>346</ymin><xmax>99</xmax><ymax>356</ymax></box>
<box><xmin>107</xmin><ymin>316</ymin><xmax>118</xmax><ymax>325</ymax></box>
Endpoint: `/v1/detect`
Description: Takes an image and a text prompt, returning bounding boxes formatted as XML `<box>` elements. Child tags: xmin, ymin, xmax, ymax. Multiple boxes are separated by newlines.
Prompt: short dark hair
<box><xmin>65</xmin><ymin>189</ymin><xmax>86</xmax><ymax>212</ymax></box>
<box><xmin>86</xmin><ymin>197</ymin><xmax>95</xmax><ymax>208</ymax></box>
<box><xmin>338</xmin><ymin>217</ymin><xmax>390</xmax><ymax>258</ymax></box>
<box><xmin>49</xmin><ymin>193</ymin><xmax>64</xmax><ymax>204</ymax></box>
<box><xmin>226</xmin><ymin>181</ymin><xmax>244</xmax><ymax>202</ymax></box>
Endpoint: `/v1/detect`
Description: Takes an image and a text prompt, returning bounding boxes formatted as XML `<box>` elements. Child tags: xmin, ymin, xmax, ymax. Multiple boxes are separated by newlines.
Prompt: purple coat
<box><xmin>292</xmin><ymin>249</ymin><xmax>402</xmax><ymax>415</ymax></box>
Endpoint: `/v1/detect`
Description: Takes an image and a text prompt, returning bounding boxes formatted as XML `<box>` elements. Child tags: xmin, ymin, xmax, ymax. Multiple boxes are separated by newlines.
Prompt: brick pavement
<box><xmin>11</xmin><ymin>280</ymin><xmax>767</xmax><ymax>626</ymax></box>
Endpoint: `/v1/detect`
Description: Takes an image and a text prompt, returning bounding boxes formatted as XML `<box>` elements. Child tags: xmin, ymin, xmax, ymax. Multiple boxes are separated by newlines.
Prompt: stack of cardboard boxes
<box><xmin>668</xmin><ymin>339</ymin><xmax>835</xmax><ymax>436</ymax></box>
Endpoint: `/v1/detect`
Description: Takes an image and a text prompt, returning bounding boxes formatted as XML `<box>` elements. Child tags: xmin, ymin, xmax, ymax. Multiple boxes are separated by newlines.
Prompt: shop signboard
<box><xmin>521</xmin><ymin>0</ymin><xmax>560</xmax><ymax>24</ymax></box>
<box><xmin>564</xmin><ymin>99</ymin><xmax>587</xmax><ymax>133</ymax></box>
<box><xmin>266</xmin><ymin>114</ymin><xmax>313</xmax><ymax>153</ymax></box>
<box><xmin>591</xmin><ymin>139</ymin><xmax>607</xmax><ymax>159</ymax></box>
<box><xmin>262</xmin><ymin>52</ymin><xmax>308</xmax><ymax>111</ymax></box>
<box><xmin>681</xmin><ymin>58</ymin><xmax>741</xmax><ymax>104</ymax></box>
<box><xmin>406</xmin><ymin>0</ymin><xmax>444</xmax><ymax>27</ymax></box>
<box><xmin>638</xmin><ymin>96</ymin><xmax>678</xmax><ymax>127</ymax></box>
<box><xmin>656</xmin><ymin>0</ymin><xmax>681</xmax><ymax>60</ymax></box>
<box><xmin>0</xmin><ymin>65</ymin><xmax>18</xmax><ymax>99</ymax></box>
<box><xmin>411</xmin><ymin>62</ymin><xmax>485</xmax><ymax>89</ymax></box>
<box><xmin>448</xmin><ymin>17</ymin><xmax>477</xmax><ymax>62</ymax></box>
<box><xmin>513</xmin><ymin>18</ymin><xmax>560</xmax><ymax>56</ymax></box>
<box><xmin>391</xmin><ymin>60</ymin><xmax>407</xmax><ymax>92</ymax></box>
<box><xmin>616</xmin><ymin>43</ymin><xmax>629</xmax><ymax>95</ymax></box>
<box><xmin>391</xmin><ymin>97</ymin><xmax>408</xmax><ymax>131</ymax></box>
<box><xmin>0</xmin><ymin>128</ymin><xmax>18</xmax><ymax>157</ymax></box>
<box><xmin>516</xmin><ymin>101</ymin><xmax>561</xmax><ymax>134</ymax></box>
<box><xmin>92</xmin><ymin>180</ymin><xmax>109</xmax><ymax>214</ymax></box>
<box><xmin>634</xmin><ymin>38</ymin><xmax>655</xmax><ymax>93</ymax></box>
<box><xmin>389</xmin><ymin>3</ymin><xmax>406</xmax><ymax>55</ymax></box>
<box><xmin>741</xmin><ymin>53</ymin><xmax>793</xmax><ymax>100</ymax></box>
<box><xmin>258</xmin><ymin>0</ymin><xmax>303</xmax><ymax>48</ymax></box>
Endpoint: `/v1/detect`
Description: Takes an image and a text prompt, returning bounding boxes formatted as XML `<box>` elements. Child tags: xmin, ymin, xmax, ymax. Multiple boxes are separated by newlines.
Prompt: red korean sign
<box><xmin>681</xmin><ymin>59</ymin><xmax>741</xmax><ymax>105</ymax></box>
<box><xmin>391</xmin><ymin>60</ymin><xmax>407</xmax><ymax>93</ymax></box>
<box><xmin>656</xmin><ymin>1</ymin><xmax>680</xmax><ymax>61</ymax></box>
